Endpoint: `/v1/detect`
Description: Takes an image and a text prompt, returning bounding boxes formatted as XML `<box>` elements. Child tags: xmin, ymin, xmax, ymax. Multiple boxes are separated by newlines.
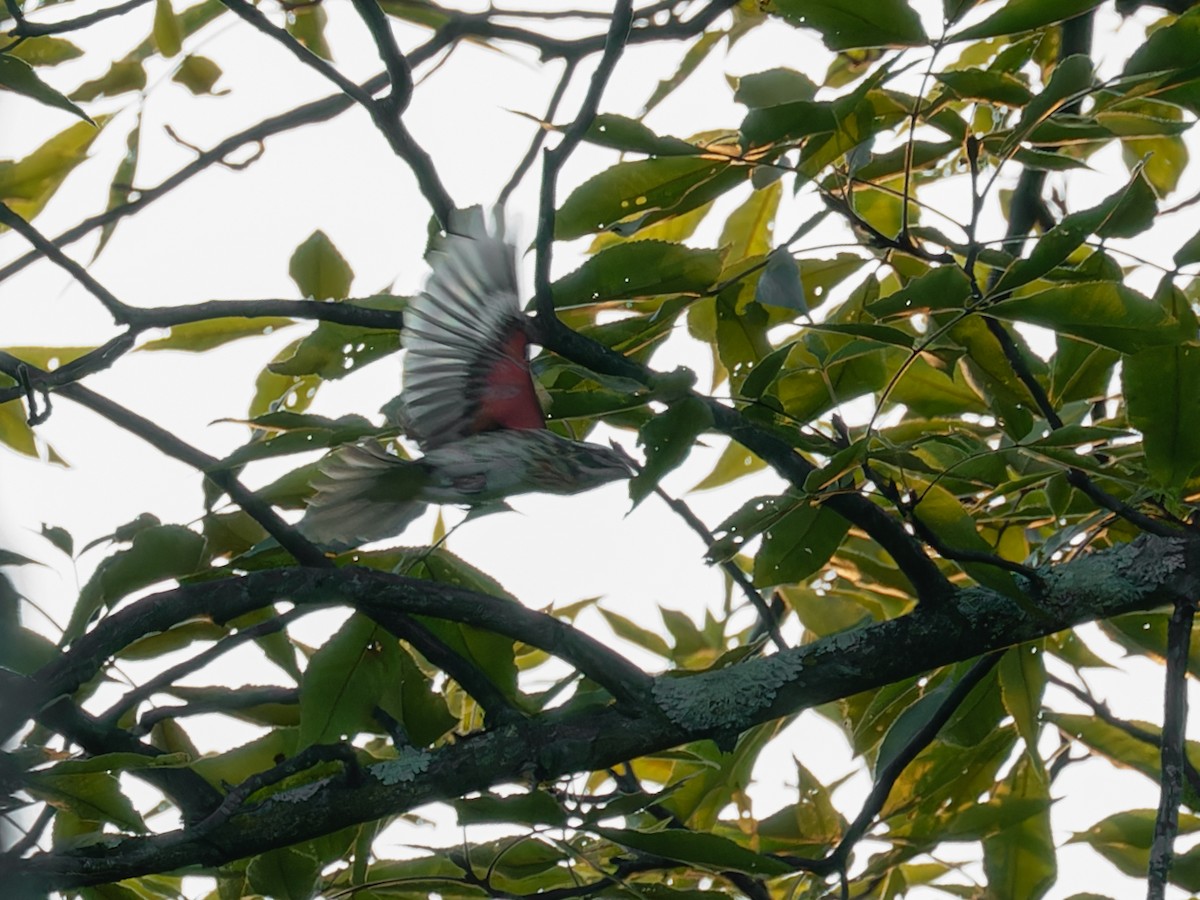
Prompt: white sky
<box><xmin>2</xmin><ymin>1</ymin><xmax>1198</xmax><ymax>897</ymax></box>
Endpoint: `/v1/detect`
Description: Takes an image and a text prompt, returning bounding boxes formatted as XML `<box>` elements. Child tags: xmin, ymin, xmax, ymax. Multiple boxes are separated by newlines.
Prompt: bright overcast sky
<box><xmin>1</xmin><ymin>2</ymin><xmax>1194</xmax><ymax>897</ymax></box>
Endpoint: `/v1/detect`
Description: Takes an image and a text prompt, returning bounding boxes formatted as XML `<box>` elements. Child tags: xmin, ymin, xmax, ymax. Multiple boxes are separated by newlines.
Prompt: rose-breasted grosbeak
<box><xmin>300</xmin><ymin>209</ymin><xmax>631</xmax><ymax>547</ymax></box>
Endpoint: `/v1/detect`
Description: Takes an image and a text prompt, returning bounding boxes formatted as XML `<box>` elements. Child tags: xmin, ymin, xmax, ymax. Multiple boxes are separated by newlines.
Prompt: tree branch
<box><xmin>0</xmin><ymin>202</ymin><xmax>133</xmax><ymax>323</ymax></box>
<box><xmin>0</xmin><ymin>356</ymin><xmax>329</xmax><ymax>568</ymax></box>
<box><xmin>5</xmin><ymin>0</ymin><xmax>150</xmax><ymax>36</ymax></box>
<box><xmin>535</xmin><ymin>324</ymin><xmax>955</xmax><ymax>607</ymax></box>
<box><xmin>1148</xmin><ymin>596</ymin><xmax>1195</xmax><ymax>899</ymax></box>
<box><xmin>217</xmin><ymin>0</ymin><xmax>453</xmax><ymax>225</ymax></box>
<box><xmin>350</xmin><ymin>0</ymin><xmax>414</xmax><ymax>117</ymax></box>
<box><xmin>9</xmin><ymin>533</ymin><xmax>1196</xmax><ymax>890</ymax></box>
<box><xmin>534</xmin><ymin>0</ymin><xmax>634</xmax><ymax>319</ymax></box>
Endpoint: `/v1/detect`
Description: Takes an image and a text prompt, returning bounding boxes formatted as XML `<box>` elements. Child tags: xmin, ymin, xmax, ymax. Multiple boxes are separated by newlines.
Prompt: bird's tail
<box><xmin>299</xmin><ymin>443</ymin><xmax>428</xmax><ymax>549</ymax></box>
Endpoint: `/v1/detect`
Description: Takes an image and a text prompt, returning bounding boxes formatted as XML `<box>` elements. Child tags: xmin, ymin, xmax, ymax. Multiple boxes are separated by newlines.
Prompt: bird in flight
<box><xmin>300</xmin><ymin>208</ymin><xmax>632</xmax><ymax>548</ymax></box>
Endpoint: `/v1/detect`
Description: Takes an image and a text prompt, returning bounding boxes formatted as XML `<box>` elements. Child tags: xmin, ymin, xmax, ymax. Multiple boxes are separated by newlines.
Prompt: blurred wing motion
<box><xmin>401</xmin><ymin>208</ymin><xmax>545</xmax><ymax>448</ymax></box>
<box><xmin>298</xmin><ymin>444</ymin><xmax>428</xmax><ymax>550</ymax></box>
<box><xmin>300</xmin><ymin>208</ymin><xmax>630</xmax><ymax>549</ymax></box>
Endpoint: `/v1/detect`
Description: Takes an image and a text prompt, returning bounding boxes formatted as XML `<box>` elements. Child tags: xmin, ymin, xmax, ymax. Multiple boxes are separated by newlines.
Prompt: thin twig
<box><xmin>189</xmin><ymin>743</ymin><xmax>361</xmax><ymax>837</ymax></box>
<box><xmin>100</xmin><ymin>609</ymin><xmax>304</xmax><ymax>725</ymax></box>
<box><xmin>650</xmin><ymin>482</ymin><xmax>787</xmax><ymax>652</ymax></box>
<box><xmin>366</xmin><ymin>606</ymin><xmax>524</xmax><ymax>725</ymax></box>
<box><xmin>0</xmin><ymin>301</ymin><xmax>402</xmax><ymax>406</ymax></box>
<box><xmin>6</xmin><ymin>0</ymin><xmax>149</xmax><ymax>35</ymax></box>
<box><xmin>0</xmin><ymin>355</ymin><xmax>329</xmax><ymax>569</ymax></box>
<box><xmin>829</xmin><ymin>651</ymin><xmax>1004</xmax><ymax>870</ymax></box>
<box><xmin>136</xmin><ymin>686</ymin><xmax>299</xmax><ymax>733</ymax></box>
<box><xmin>499</xmin><ymin>58</ymin><xmax>579</xmax><ymax>207</ymax></box>
<box><xmin>534</xmin><ymin>0</ymin><xmax>635</xmax><ymax>319</ymax></box>
<box><xmin>218</xmin><ymin>0</ymin><xmax>453</xmax><ymax>225</ymax></box>
<box><xmin>0</xmin><ymin>202</ymin><xmax>133</xmax><ymax>323</ymax></box>
<box><xmin>1047</xmin><ymin>673</ymin><xmax>1200</xmax><ymax>797</ymax></box>
<box><xmin>1148</xmin><ymin>598</ymin><xmax>1195</xmax><ymax>899</ymax></box>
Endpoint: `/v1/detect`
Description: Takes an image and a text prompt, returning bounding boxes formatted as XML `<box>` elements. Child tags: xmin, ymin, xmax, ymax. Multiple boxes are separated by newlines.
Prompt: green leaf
<box><xmin>982</xmin><ymin>756</ymin><xmax>1055</xmax><ymax>900</ymax></box>
<box><xmin>454</xmin><ymin>791</ymin><xmax>567</xmax><ymax>827</ymax></box>
<box><xmin>34</xmin><ymin>752</ymin><xmax>189</xmax><ymax>776</ymax></box>
<box><xmin>643</xmin><ymin>29</ymin><xmax>727</xmax><ymax>115</ymax></box>
<box><xmin>298</xmin><ymin>613</ymin><xmax>391</xmax><ymax>747</ymax></box>
<box><xmin>95</xmin><ymin>116</ymin><xmax>141</xmax><ymax>259</ymax></box>
<box><xmin>1000</xmin><ymin>55</ymin><xmax>1094</xmax><ymax>158</ymax></box>
<box><xmin>0</xmin><ymin>56</ymin><xmax>94</xmax><ymax>124</ymax></box>
<box><xmin>719</xmin><ymin>181</ymin><xmax>781</xmax><ymax>263</ymax></box>
<box><xmin>594</xmin><ymin>826</ymin><xmax>793</xmax><ymax>876</ymax></box>
<box><xmin>247</xmin><ymin>845</ymin><xmax>321</xmax><ymax>900</ymax></box>
<box><xmin>757</xmin><ymin>757</ymin><xmax>845</xmax><ymax>850</ymax></box>
<box><xmin>598</xmin><ymin>607</ymin><xmax>673</xmax><ymax>659</ymax></box>
<box><xmin>740</xmin><ymin>99</ymin><xmax>837</xmax><ymax>148</ymax></box>
<box><xmin>690</xmin><ymin>441</ymin><xmax>766</xmax><ymax>492</ymax></box>
<box><xmin>140</xmin><ymin>316</ymin><xmax>296</xmax><ymax>352</ymax></box>
<box><xmin>286</xmin><ymin>4</ymin><xmax>331</xmax><ymax>59</ymax></box>
<box><xmin>950</xmin><ymin>0</ymin><xmax>1104</xmax><ymax>41</ymax></box>
<box><xmin>993</xmin><ymin>174</ymin><xmax>1154</xmax><ymax>295</ymax></box>
<box><xmin>753</xmin><ymin>503</ymin><xmax>849</xmax><ymax>587</ymax></box>
<box><xmin>998</xmin><ymin>642</ymin><xmax>1045</xmax><ymax>757</ymax></box>
<box><xmin>289</xmin><ymin>230</ymin><xmax>353</xmax><ymax>300</ymax></box>
<box><xmin>631</xmin><ymin>396</ymin><xmax>713</xmax><ymax>504</ymax></box>
<box><xmin>582</xmin><ymin>114</ymin><xmax>700</xmax><ymax>156</ymax></box>
<box><xmin>716</xmin><ymin>292</ymin><xmax>770</xmax><ymax>389</ymax></box>
<box><xmin>708</xmin><ymin>494</ymin><xmax>793</xmax><ymax>564</ymax></box>
<box><xmin>25</xmin><ymin>771</ymin><xmax>146</xmax><ymax>832</ymax></box>
<box><xmin>7</xmin><ymin>37</ymin><xmax>84</xmax><ymax>67</ymax></box>
<box><xmin>556</xmin><ymin>157</ymin><xmax>743</xmax><ymax>240</ymax></box>
<box><xmin>552</xmin><ymin>241</ymin><xmax>722</xmax><ymax>309</ymax></box>
<box><xmin>0</xmin><ymin>117</ymin><xmax>109</xmax><ymax>220</ymax></box>
<box><xmin>70</xmin><ymin>60</ymin><xmax>147</xmax><ymax>102</ymax></box>
<box><xmin>1050</xmin><ymin>712</ymin><xmax>1200</xmax><ymax>811</ymax></box>
<box><xmin>869</xmin><ymin>265</ymin><xmax>972</xmax><ymax>316</ymax></box>
<box><xmin>172</xmin><ymin>54</ymin><xmax>225</xmax><ymax>95</ymax></box>
<box><xmin>1175</xmin><ymin>228</ymin><xmax>1200</xmax><ymax>268</ymax></box>
<box><xmin>874</xmin><ymin>678</ymin><xmax>955</xmax><ymax>776</ymax></box>
<box><xmin>268</xmin><ymin>320</ymin><xmax>401</xmax><ymax>381</ymax></box>
<box><xmin>154</xmin><ymin>0</ymin><xmax>184</xmax><ymax>57</ymax></box>
<box><xmin>1124</xmin><ymin>8</ymin><xmax>1200</xmax><ymax>114</ymax></box>
<box><xmin>912</xmin><ymin>482</ymin><xmax>1018</xmax><ymax>597</ymax></box>
<box><xmin>0</xmin><ymin>622</ymin><xmax>61</xmax><ymax>675</ymax></box>
<box><xmin>772</xmin><ymin>0</ymin><xmax>927</xmax><ymax>51</ymax></box>
<box><xmin>1070</xmin><ymin>810</ymin><xmax>1200</xmax><ymax>890</ymax></box>
<box><xmin>987</xmin><ymin>283</ymin><xmax>1182</xmax><ymax>353</ymax></box>
<box><xmin>67</xmin><ymin>525</ymin><xmax>206</xmax><ymax>643</ymax></box>
<box><xmin>934</xmin><ymin>69</ymin><xmax>1032</xmax><ymax>107</ymax></box>
<box><xmin>1123</xmin><ymin>342</ymin><xmax>1200</xmax><ymax>489</ymax></box>
<box><xmin>382</xmin><ymin>642</ymin><xmax>456</xmax><ymax>746</ymax></box>
<box><xmin>190</xmin><ymin>728</ymin><xmax>299</xmax><ymax>789</ymax></box>
<box><xmin>41</xmin><ymin>523</ymin><xmax>74</xmax><ymax>556</ymax></box>
<box><xmin>0</xmin><ymin>400</ymin><xmax>38</xmax><ymax>458</ymax></box>
<box><xmin>754</xmin><ymin>249</ymin><xmax>807</xmax><ymax>313</ymax></box>
<box><xmin>734</xmin><ymin>67</ymin><xmax>818</xmax><ymax>108</ymax></box>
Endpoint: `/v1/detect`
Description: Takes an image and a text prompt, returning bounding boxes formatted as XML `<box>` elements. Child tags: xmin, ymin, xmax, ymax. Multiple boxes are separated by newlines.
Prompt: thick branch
<box><xmin>4</xmin><ymin>567</ymin><xmax>657</xmax><ymax>744</ymax></box>
<box><xmin>10</xmin><ymin>534</ymin><xmax>1197</xmax><ymax>890</ymax></box>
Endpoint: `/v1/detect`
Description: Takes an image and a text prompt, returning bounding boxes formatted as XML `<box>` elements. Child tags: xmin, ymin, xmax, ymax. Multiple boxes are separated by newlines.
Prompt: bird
<box><xmin>299</xmin><ymin>208</ymin><xmax>633</xmax><ymax>549</ymax></box>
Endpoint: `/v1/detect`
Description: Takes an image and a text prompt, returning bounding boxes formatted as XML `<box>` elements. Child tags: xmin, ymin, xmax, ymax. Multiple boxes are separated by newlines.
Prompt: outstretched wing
<box><xmin>300</xmin><ymin>443</ymin><xmax>429</xmax><ymax>548</ymax></box>
<box><xmin>401</xmin><ymin>209</ymin><xmax>545</xmax><ymax>450</ymax></box>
